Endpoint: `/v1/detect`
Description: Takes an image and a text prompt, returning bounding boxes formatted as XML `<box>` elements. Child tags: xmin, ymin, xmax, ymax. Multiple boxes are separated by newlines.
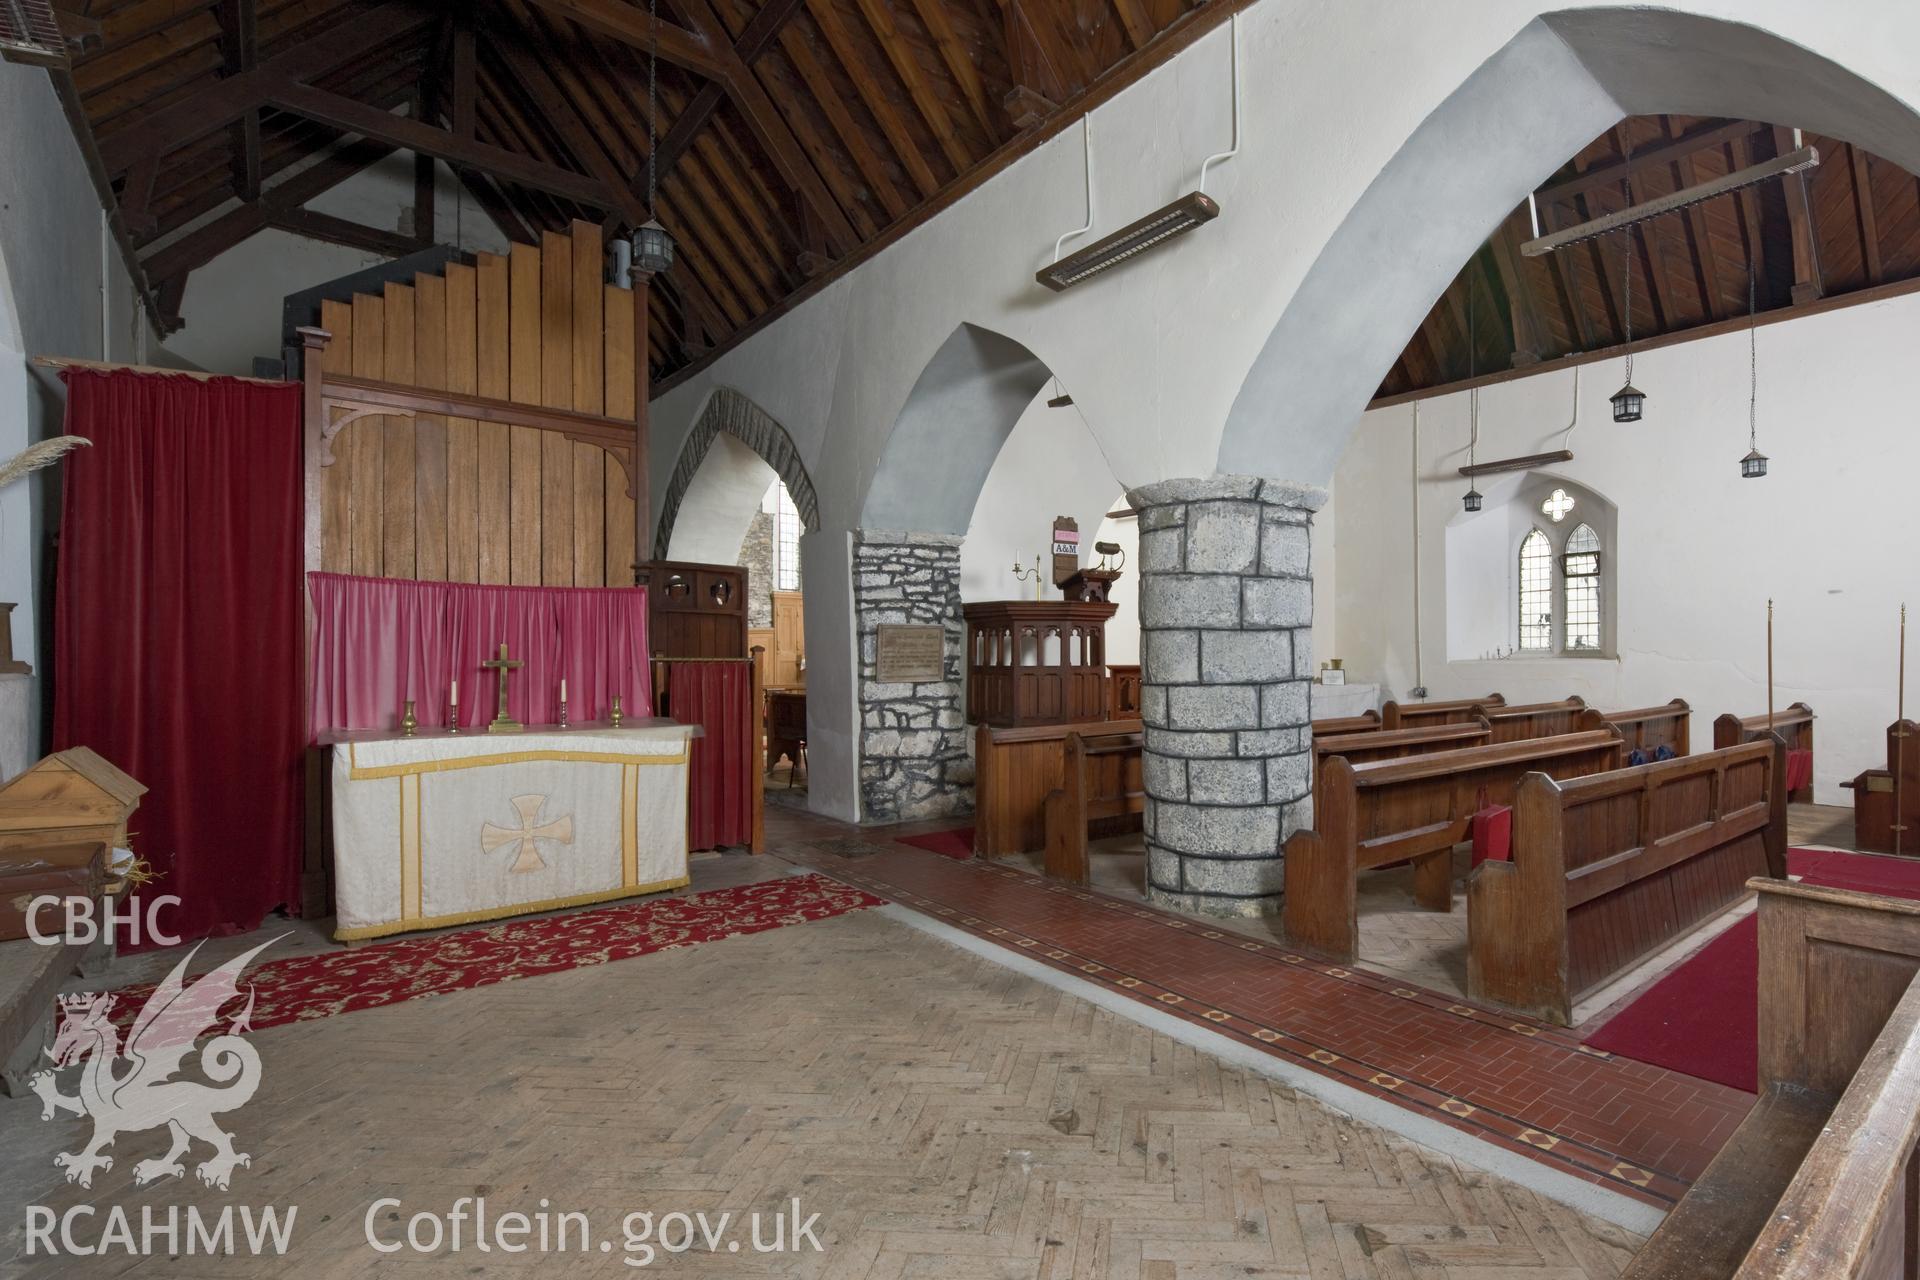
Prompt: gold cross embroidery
<box><xmin>480</xmin><ymin>794</ymin><xmax>573</xmax><ymax>874</ymax></box>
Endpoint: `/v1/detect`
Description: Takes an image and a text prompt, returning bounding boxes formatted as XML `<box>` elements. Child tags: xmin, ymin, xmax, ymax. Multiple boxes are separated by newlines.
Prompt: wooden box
<box><xmin>0</xmin><ymin>842</ymin><xmax>106</xmax><ymax>941</ymax></box>
<box><xmin>0</xmin><ymin>747</ymin><xmax>146</xmax><ymax>856</ymax></box>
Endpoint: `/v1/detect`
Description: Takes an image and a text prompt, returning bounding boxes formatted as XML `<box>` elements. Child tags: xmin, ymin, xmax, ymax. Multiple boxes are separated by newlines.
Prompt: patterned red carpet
<box><xmin>99</xmin><ymin>873</ymin><xmax>882</xmax><ymax>1033</ymax></box>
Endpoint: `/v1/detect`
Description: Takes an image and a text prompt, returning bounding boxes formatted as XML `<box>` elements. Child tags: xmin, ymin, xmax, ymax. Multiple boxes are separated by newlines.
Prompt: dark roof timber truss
<box><xmin>54</xmin><ymin>0</ymin><xmax>1240</xmax><ymax>380</ymax></box>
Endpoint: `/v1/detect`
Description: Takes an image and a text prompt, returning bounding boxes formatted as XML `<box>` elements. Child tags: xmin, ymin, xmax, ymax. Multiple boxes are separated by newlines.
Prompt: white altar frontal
<box><xmin>328</xmin><ymin>721</ymin><xmax>698</xmax><ymax>941</ymax></box>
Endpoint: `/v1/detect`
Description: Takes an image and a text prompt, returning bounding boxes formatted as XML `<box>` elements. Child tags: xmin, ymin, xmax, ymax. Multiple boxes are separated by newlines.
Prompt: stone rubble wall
<box><xmin>853</xmin><ymin>530</ymin><xmax>973</xmax><ymax>823</ymax></box>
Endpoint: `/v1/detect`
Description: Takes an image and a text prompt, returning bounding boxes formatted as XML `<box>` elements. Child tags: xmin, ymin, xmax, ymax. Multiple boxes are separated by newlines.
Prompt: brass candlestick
<box><xmin>558</xmin><ymin>693</ymin><xmax>570</xmax><ymax>729</ymax></box>
<box><xmin>401</xmin><ymin>700</ymin><xmax>417</xmax><ymax>737</ymax></box>
<box><xmin>610</xmin><ymin>693</ymin><xmax>623</xmax><ymax>728</ymax></box>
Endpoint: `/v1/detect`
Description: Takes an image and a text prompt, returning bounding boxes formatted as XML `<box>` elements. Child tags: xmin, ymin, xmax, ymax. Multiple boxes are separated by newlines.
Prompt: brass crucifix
<box><xmin>483</xmin><ymin>642</ymin><xmax>524</xmax><ymax>734</ymax></box>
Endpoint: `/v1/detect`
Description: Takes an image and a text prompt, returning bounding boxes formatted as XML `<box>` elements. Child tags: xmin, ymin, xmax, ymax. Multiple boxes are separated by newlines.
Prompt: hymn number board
<box><xmin>1051</xmin><ymin>517</ymin><xmax>1079</xmax><ymax>587</ymax></box>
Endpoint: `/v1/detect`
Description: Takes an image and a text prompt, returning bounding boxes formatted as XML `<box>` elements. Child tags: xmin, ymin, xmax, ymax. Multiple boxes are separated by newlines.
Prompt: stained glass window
<box><xmin>1563</xmin><ymin>523</ymin><xmax>1601</xmax><ymax>651</ymax></box>
<box><xmin>1518</xmin><ymin>528</ymin><xmax>1553</xmax><ymax>651</ymax></box>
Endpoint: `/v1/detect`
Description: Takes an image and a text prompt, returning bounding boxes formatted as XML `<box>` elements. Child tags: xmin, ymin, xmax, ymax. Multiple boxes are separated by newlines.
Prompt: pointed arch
<box><xmin>1217</xmin><ymin>7</ymin><xmax>1920</xmax><ymax>483</ymax></box>
<box><xmin>859</xmin><ymin>322</ymin><xmax>1052</xmax><ymax>535</ymax></box>
<box><xmin>654</xmin><ymin>387</ymin><xmax>819</xmax><ymax>555</ymax></box>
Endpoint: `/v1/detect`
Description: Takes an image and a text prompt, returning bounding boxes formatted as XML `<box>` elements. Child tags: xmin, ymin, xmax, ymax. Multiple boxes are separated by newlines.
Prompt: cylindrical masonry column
<box><xmin>1127</xmin><ymin>476</ymin><xmax>1324</xmax><ymax>917</ymax></box>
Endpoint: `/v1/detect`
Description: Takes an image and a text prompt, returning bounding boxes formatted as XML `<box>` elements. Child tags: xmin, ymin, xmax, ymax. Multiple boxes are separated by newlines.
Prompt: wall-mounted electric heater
<box><xmin>1035</xmin><ymin>191</ymin><xmax>1220</xmax><ymax>292</ymax></box>
<box><xmin>0</xmin><ymin>0</ymin><xmax>67</xmax><ymax>67</ymax></box>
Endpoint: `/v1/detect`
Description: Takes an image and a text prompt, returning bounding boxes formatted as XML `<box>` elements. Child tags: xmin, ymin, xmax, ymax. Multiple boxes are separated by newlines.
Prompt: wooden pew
<box><xmin>1593</xmin><ymin>698</ymin><xmax>1691</xmax><ymax>758</ymax></box>
<box><xmin>1379</xmin><ymin>693</ymin><xmax>1504</xmax><ymax>731</ymax></box>
<box><xmin>1310</xmin><ymin>720</ymin><xmax>1491</xmax><ymax>797</ymax></box>
<box><xmin>1042</xmin><ymin>726</ymin><xmax>1146</xmax><ymax>884</ymax></box>
<box><xmin>1717</xmin><ymin>701</ymin><xmax>1816</xmax><ymax>803</ymax></box>
<box><xmin>974</xmin><ymin>718</ymin><xmax>1143</xmax><ymax>859</ymax></box>
<box><xmin>1474</xmin><ymin>696</ymin><xmax>1587</xmax><ymax>743</ymax></box>
<box><xmin>1283</xmin><ymin>730</ymin><xmax>1625</xmax><ymax>963</ymax></box>
<box><xmin>1624</xmin><ymin>879</ymin><xmax>1920</xmax><ymax>1279</ymax></box>
<box><xmin>1841</xmin><ymin>719</ymin><xmax>1916</xmax><ymax>855</ymax></box>
<box><xmin>1311</xmin><ymin>710</ymin><xmax>1382</xmax><ymax>737</ymax></box>
<box><xmin>1469</xmin><ymin>736</ymin><xmax>1785</xmax><ymax>1025</ymax></box>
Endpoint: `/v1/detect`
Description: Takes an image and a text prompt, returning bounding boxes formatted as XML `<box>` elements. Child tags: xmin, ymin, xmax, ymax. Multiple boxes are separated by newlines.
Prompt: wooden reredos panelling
<box><xmin>315</xmin><ymin>220</ymin><xmax>638</xmax><ymax>586</ymax></box>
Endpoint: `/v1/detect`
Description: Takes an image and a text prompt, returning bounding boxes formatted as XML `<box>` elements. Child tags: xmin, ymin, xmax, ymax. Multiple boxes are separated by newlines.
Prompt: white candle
<box><xmin>450</xmin><ymin>678</ymin><xmax>458</xmax><ymax>707</ymax></box>
<box><xmin>560</xmin><ymin>677</ymin><xmax>567</xmax><ymax>701</ymax></box>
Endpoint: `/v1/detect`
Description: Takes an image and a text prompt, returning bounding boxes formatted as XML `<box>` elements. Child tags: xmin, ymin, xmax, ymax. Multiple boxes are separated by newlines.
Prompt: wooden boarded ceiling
<box><xmin>43</xmin><ymin>0</ymin><xmax>1229</xmax><ymax>382</ymax></box>
<box><xmin>1377</xmin><ymin>115</ymin><xmax>1920</xmax><ymax>401</ymax></box>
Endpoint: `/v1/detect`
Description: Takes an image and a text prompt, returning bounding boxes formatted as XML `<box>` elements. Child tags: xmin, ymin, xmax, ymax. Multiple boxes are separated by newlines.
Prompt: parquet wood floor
<box><xmin>0</xmin><ymin>902</ymin><xmax>1641</xmax><ymax>1277</ymax></box>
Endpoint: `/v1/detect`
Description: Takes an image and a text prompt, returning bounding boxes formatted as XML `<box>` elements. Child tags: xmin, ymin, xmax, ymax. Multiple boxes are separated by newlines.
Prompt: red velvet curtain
<box><xmin>661</xmin><ymin>661</ymin><xmax>752</xmax><ymax>850</ymax></box>
<box><xmin>52</xmin><ymin>369</ymin><xmax>304</xmax><ymax>944</ymax></box>
<box><xmin>307</xmin><ymin>573</ymin><xmax>652</xmax><ymax>735</ymax></box>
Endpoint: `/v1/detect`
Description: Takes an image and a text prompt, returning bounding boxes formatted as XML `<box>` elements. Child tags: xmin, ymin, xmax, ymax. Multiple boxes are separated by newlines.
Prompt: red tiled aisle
<box><xmin>791</xmin><ymin>843</ymin><xmax>1753</xmax><ymax>1209</ymax></box>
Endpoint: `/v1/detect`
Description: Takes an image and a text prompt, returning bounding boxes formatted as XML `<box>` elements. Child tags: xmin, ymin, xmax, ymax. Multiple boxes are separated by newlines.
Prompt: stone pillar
<box><xmin>852</xmin><ymin>530</ymin><xmax>973</xmax><ymax>823</ymax></box>
<box><xmin>1127</xmin><ymin>477</ymin><xmax>1324</xmax><ymax>917</ymax></box>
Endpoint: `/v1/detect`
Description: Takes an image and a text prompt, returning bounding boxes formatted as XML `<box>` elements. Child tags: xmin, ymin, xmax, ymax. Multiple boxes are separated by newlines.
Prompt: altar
<box><xmin>326</xmin><ymin>720</ymin><xmax>698</xmax><ymax>941</ymax></box>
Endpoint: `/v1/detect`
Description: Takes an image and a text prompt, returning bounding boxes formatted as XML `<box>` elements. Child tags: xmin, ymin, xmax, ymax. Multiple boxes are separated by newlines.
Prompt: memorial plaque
<box><xmin>875</xmin><ymin>624</ymin><xmax>946</xmax><ymax>683</ymax></box>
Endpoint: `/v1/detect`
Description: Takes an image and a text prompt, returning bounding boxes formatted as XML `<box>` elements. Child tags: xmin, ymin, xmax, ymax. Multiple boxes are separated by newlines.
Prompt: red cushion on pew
<box><xmin>1786</xmin><ymin>748</ymin><xmax>1814</xmax><ymax>793</ymax></box>
<box><xmin>1471</xmin><ymin>805</ymin><xmax>1512</xmax><ymax>866</ymax></box>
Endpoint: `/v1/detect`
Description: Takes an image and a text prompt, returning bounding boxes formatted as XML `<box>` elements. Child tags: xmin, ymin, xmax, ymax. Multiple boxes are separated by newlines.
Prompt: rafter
<box><xmin>215</xmin><ymin>0</ymin><xmax>260</xmax><ymax>200</ymax></box>
<box><xmin>266</xmin><ymin>82</ymin><xmax>615</xmax><ymax>209</ymax></box>
<box><xmin>140</xmin><ymin>134</ymin><xmax>399</xmax><ymax>283</ymax></box>
<box><xmin>1770</xmin><ymin>126</ymin><xmax>1823</xmax><ymax>303</ymax></box>
<box><xmin>96</xmin><ymin>2</ymin><xmax>434</xmax><ymax>175</ymax></box>
<box><xmin>518</xmin><ymin>0</ymin><xmax>728</xmax><ymax>80</ymax></box>
<box><xmin>852</xmin><ymin>0</ymin><xmax>972</xmax><ymax>175</ymax></box>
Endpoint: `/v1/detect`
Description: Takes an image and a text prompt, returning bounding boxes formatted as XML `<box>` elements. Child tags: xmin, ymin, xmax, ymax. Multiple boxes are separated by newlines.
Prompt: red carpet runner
<box><xmin>1584</xmin><ymin>848</ymin><xmax>1920</xmax><ymax>1091</ymax></box>
<box><xmin>895</xmin><ymin>826</ymin><xmax>975</xmax><ymax>860</ymax></box>
<box><xmin>100</xmin><ymin>873</ymin><xmax>881</xmax><ymax>1033</ymax></box>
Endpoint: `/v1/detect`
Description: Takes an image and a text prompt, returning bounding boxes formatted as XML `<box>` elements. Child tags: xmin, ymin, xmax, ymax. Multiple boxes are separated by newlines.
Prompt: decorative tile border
<box><xmin>799</xmin><ymin>850</ymin><xmax>1735</xmax><ymax>1208</ymax></box>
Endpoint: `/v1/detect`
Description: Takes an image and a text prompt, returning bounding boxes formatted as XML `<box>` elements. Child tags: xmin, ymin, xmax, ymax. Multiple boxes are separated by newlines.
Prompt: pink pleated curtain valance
<box><xmin>307</xmin><ymin>572</ymin><xmax>653</xmax><ymax>739</ymax></box>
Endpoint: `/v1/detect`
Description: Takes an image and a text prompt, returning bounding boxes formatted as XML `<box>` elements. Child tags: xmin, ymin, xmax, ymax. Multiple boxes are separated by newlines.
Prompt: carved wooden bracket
<box><xmin>318</xmin><ymin>399</ymin><xmax>416</xmax><ymax>466</ymax></box>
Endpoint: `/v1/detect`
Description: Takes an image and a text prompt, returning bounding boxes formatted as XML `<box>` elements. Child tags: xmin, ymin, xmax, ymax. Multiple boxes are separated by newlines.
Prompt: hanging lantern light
<box><xmin>631</xmin><ymin>219</ymin><xmax>675</xmax><ymax>276</ymax></box>
<box><xmin>1462</xmin><ymin>286</ymin><xmax>1483</xmax><ymax>513</ymax></box>
<box><xmin>1740</xmin><ymin>257</ymin><xmax>1768</xmax><ymax>479</ymax></box>
<box><xmin>629</xmin><ymin>0</ymin><xmax>675</xmax><ymax>278</ymax></box>
<box><xmin>1612</xmin><ymin>232</ymin><xmax>1644</xmax><ymax>422</ymax></box>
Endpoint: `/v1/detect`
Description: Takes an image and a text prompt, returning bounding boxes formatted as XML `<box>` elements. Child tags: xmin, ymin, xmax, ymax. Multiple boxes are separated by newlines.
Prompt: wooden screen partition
<box><xmin>1594</xmin><ymin>698</ymin><xmax>1692</xmax><ymax>758</ymax></box>
<box><xmin>1283</xmin><ymin>730</ymin><xmax>1624</xmax><ymax>964</ymax></box>
<box><xmin>300</xmin><ymin>222</ymin><xmax>646</xmax><ymax>587</ymax></box>
<box><xmin>964</xmin><ymin>601</ymin><xmax>1118</xmax><ymax>727</ymax></box>
<box><xmin>1717</xmin><ymin>701</ymin><xmax>1816</xmax><ymax>803</ymax></box>
<box><xmin>1106</xmin><ymin>664</ymin><xmax>1142</xmax><ymax>720</ymax></box>
<box><xmin>1379</xmin><ymin>694</ymin><xmax>1504</xmax><ymax>731</ymax></box>
<box><xmin>975</xmin><ymin>719</ymin><xmax>1143</xmax><ymax>858</ymax></box>
<box><xmin>1623</xmin><ymin>880</ymin><xmax>1920</xmax><ymax>1279</ymax></box>
<box><xmin>641</xmin><ymin>560</ymin><xmax>748</xmax><ymax>659</ymax></box>
<box><xmin>1468</xmin><ymin>737</ymin><xmax>1785</xmax><ymax>1024</ymax></box>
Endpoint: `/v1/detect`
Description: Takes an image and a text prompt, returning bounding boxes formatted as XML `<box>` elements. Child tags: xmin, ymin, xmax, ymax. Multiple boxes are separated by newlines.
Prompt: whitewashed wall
<box><xmin>1325</xmin><ymin>291</ymin><xmax>1920</xmax><ymax>803</ymax></box>
<box><xmin>0</xmin><ymin>62</ymin><xmax>178</xmax><ymax>771</ymax></box>
<box><xmin>958</xmin><ymin>389</ymin><xmax>1138</xmax><ymax>661</ymax></box>
<box><xmin>647</xmin><ymin>0</ymin><xmax>1920</xmax><ymax>819</ymax></box>
<box><xmin>161</xmin><ymin>157</ymin><xmax>511</xmax><ymax>377</ymax></box>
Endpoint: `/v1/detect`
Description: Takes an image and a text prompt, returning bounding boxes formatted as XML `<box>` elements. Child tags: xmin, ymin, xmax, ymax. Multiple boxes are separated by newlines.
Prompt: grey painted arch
<box><xmin>655</xmin><ymin>386</ymin><xmax>820</xmax><ymax>553</ymax></box>
<box><xmin>1217</xmin><ymin>6</ymin><xmax>1920</xmax><ymax>486</ymax></box>
<box><xmin>859</xmin><ymin>322</ymin><xmax>1053</xmax><ymax>536</ymax></box>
